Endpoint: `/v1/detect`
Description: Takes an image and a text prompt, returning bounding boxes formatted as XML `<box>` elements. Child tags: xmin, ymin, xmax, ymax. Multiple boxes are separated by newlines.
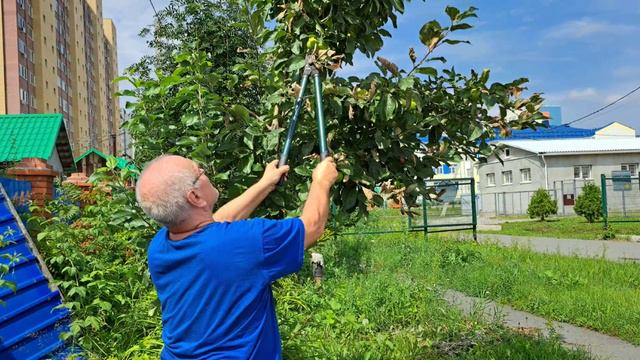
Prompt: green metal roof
<box><xmin>0</xmin><ymin>114</ymin><xmax>75</xmax><ymax>172</ymax></box>
<box><xmin>74</xmin><ymin>147</ymin><xmax>138</xmax><ymax>172</ymax></box>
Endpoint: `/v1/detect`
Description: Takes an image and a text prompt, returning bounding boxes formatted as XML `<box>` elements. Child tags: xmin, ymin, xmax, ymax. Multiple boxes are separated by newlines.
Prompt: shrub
<box><xmin>601</xmin><ymin>225</ymin><xmax>616</xmax><ymax>240</ymax></box>
<box><xmin>574</xmin><ymin>183</ymin><xmax>602</xmax><ymax>223</ymax></box>
<box><xmin>527</xmin><ymin>188</ymin><xmax>557</xmax><ymax>221</ymax></box>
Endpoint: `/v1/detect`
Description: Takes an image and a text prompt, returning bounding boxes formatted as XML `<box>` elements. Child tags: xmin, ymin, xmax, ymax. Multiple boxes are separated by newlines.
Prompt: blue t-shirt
<box><xmin>147</xmin><ymin>218</ymin><xmax>305</xmax><ymax>360</ymax></box>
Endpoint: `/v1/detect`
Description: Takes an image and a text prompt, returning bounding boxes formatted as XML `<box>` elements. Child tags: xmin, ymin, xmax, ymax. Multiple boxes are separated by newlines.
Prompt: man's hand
<box><xmin>312</xmin><ymin>157</ymin><xmax>338</xmax><ymax>188</ymax></box>
<box><xmin>260</xmin><ymin>160</ymin><xmax>290</xmax><ymax>189</ymax></box>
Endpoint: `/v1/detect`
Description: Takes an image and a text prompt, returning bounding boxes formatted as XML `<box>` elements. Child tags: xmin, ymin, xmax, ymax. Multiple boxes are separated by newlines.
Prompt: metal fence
<box><xmin>0</xmin><ymin>177</ymin><xmax>32</xmax><ymax>214</ymax></box>
<box><xmin>601</xmin><ymin>174</ymin><xmax>640</xmax><ymax>226</ymax></box>
<box><xmin>337</xmin><ymin>178</ymin><xmax>478</xmax><ymax>240</ymax></box>
<box><xmin>479</xmin><ymin>179</ymin><xmax>596</xmax><ymax>217</ymax></box>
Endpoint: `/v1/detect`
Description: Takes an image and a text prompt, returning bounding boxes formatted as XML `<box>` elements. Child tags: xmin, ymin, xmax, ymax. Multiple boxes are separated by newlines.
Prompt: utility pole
<box><xmin>110</xmin><ymin>134</ymin><xmax>117</xmax><ymax>156</ymax></box>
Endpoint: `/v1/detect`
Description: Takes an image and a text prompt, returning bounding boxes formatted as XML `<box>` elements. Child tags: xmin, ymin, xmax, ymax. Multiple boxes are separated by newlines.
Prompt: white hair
<box><xmin>136</xmin><ymin>156</ymin><xmax>195</xmax><ymax>227</ymax></box>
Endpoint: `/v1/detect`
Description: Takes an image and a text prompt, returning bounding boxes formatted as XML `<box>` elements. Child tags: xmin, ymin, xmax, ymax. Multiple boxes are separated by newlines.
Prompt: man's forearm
<box><xmin>213</xmin><ymin>181</ymin><xmax>274</xmax><ymax>222</ymax></box>
<box><xmin>300</xmin><ymin>181</ymin><xmax>331</xmax><ymax>249</ymax></box>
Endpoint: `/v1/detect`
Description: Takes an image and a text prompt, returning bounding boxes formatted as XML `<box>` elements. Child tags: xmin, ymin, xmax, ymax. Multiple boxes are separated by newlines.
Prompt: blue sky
<box><xmin>104</xmin><ymin>0</ymin><xmax>640</xmax><ymax>130</ymax></box>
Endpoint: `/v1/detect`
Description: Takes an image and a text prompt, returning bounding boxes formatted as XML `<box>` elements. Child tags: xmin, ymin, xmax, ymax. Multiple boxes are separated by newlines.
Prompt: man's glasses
<box><xmin>192</xmin><ymin>168</ymin><xmax>205</xmax><ymax>186</ymax></box>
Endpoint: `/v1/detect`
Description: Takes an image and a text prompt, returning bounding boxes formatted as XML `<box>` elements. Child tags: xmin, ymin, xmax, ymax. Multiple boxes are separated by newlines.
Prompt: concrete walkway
<box><xmin>444</xmin><ymin>289</ymin><xmax>640</xmax><ymax>360</ymax></box>
<box><xmin>456</xmin><ymin>233</ymin><xmax>640</xmax><ymax>262</ymax></box>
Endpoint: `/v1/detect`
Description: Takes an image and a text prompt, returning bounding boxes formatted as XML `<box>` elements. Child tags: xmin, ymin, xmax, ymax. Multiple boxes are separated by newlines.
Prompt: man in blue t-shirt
<box><xmin>135</xmin><ymin>155</ymin><xmax>337</xmax><ymax>359</ymax></box>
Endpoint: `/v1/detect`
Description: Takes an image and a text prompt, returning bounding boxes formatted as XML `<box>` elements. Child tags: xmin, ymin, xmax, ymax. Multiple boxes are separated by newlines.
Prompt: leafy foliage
<box><xmin>601</xmin><ymin>225</ymin><xmax>616</xmax><ymax>240</ymax></box>
<box><xmin>527</xmin><ymin>188</ymin><xmax>557</xmax><ymax>221</ymax></box>
<box><xmin>574</xmin><ymin>183</ymin><xmax>602</xmax><ymax>223</ymax></box>
<box><xmin>120</xmin><ymin>0</ymin><xmax>546</xmax><ymax>224</ymax></box>
<box><xmin>0</xmin><ymin>228</ymin><xmax>21</xmax><ymax>305</ymax></box>
<box><xmin>29</xmin><ymin>160</ymin><xmax>163</xmax><ymax>358</ymax></box>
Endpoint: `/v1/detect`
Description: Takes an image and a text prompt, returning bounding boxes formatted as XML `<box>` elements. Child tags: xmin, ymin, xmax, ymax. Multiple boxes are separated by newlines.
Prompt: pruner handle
<box><xmin>277</xmin><ymin>157</ymin><xmax>288</xmax><ymax>185</ymax></box>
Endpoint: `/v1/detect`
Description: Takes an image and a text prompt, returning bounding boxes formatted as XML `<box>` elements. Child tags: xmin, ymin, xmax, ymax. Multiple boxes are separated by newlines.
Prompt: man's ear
<box><xmin>186</xmin><ymin>189</ymin><xmax>206</xmax><ymax>207</ymax></box>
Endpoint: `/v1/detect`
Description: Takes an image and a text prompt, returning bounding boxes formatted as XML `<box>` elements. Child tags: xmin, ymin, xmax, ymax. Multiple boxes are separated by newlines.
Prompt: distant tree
<box><xmin>574</xmin><ymin>182</ymin><xmax>602</xmax><ymax>223</ymax></box>
<box><xmin>527</xmin><ymin>188</ymin><xmax>557</xmax><ymax>221</ymax></box>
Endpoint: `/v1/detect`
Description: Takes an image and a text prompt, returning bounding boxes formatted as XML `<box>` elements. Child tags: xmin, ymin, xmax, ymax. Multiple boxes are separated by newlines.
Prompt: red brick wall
<box><xmin>6</xmin><ymin>158</ymin><xmax>59</xmax><ymax>207</ymax></box>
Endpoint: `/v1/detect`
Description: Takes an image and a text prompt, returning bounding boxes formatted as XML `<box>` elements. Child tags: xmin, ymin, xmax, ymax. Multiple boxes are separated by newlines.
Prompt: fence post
<box><xmin>601</xmin><ymin>174</ymin><xmax>608</xmax><ymax>228</ymax></box>
<box><xmin>494</xmin><ymin>193</ymin><xmax>498</xmax><ymax>217</ymax></box>
<box><xmin>622</xmin><ymin>187</ymin><xmax>627</xmax><ymax>217</ymax></box>
<box><xmin>560</xmin><ymin>180</ymin><xmax>565</xmax><ymax>216</ymax></box>
<box><xmin>471</xmin><ymin>178</ymin><xmax>478</xmax><ymax>241</ymax></box>
<box><xmin>422</xmin><ymin>200</ymin><xmax>428</xmax><ymax>240</ymax></box>
<box><xmin>519</xmin><ymin>192</ymin><xmax>522</xmax><ymax>215</ymax></box>
<box><xmin>502</xmin><ymin>192</ymin><xmax>507</xmax><ymax>216</ymax></box>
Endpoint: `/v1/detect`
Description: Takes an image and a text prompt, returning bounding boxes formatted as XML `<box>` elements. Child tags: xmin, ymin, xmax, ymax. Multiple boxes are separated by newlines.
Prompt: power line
<box><xmin>562</xmin><ymin>84</ymin><xmax>640</xmax><ymax>127</ymax></box>
<box><xmin>148</xmin><ymin>0</ymin><xmax>158</xmax><ymax>16</ymax></box>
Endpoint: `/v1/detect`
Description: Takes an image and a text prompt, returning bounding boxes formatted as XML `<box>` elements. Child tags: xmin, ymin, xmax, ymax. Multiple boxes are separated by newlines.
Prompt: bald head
<box><xmin>136</xmin><ymin>155</ymin><xmax>200</xmax><ymax>227</ymax></box>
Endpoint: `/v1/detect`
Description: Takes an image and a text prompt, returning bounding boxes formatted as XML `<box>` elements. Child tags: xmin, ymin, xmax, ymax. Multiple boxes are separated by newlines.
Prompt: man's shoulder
<box><xmin>148</xmin><ymin>227</ymin><xmax>168</xmax><ymax>251</ymax></box>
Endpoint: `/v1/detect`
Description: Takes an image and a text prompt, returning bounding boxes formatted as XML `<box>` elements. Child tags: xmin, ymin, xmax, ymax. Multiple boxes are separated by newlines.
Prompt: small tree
<box><xmin>527</xmin><ymin>188</ymin><xmax>557</xmax><ymax>221</ymax></box>
<box><xmin>574</xmin><ymin>182</ymin><xmax>602</xmax><ymax>223</ymax></box>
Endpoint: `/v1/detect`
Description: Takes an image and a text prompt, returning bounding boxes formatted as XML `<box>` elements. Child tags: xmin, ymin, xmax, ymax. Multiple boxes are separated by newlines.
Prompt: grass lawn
<box><xmin>434</xmin><ymin>238</ymin><xmax>640</xmax><ymax>345</ymax></box>
<box><xmin>275</xmin><ymin>228</ymin><xmax>592</xmax><ymax>359</ymax></box>
<box><xmin>482</xmin><ymin>216</ymin><xmax>640</xmax><ymax>240</ymax></box>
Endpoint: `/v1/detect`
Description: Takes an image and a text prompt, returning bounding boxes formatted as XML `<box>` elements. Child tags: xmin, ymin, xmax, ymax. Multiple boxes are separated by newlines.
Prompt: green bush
<box><xmin>527</xmin><ymin>188</ymin><xmax>557</xmax><ymax>221</ymax></box>
<box><xmin>601</xmin><ymin>225</ymin><xmax>616</xmax><ymax>240</ymax></box>
<box><xmin>574</xmin><ymin>183</ymin><xmax>602</xmax><ymax>223</ymax></box>
<box><xmin>29</xmin><ymin>159</ymin><xmax>162</xmax><ymax>358</ymax></box>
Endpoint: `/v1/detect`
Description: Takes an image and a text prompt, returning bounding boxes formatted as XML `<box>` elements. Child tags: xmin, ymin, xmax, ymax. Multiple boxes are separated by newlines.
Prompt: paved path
<box><xmin>456</xmin><ymin>233</ymin><xmax>640</xmax><ymax>262</ymax></box>
<box><xmin>444</xmin><ymin>289</ymin><xmax>640</xmax><ymax>360</ymax></box>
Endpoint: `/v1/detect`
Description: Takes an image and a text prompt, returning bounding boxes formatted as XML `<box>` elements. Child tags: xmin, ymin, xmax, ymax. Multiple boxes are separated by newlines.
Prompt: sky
<box><xmin>103</xmin><ymin>0</ymin><xmax>640</xmax><ymax>130</ymax></box>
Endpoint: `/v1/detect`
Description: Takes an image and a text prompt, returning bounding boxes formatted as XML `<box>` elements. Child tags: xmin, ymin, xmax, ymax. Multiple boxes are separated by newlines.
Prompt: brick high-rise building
<box><xmin>0</xmin><ymin>0</ymin><xmax>120</xmax><ymax>156</ymax></box>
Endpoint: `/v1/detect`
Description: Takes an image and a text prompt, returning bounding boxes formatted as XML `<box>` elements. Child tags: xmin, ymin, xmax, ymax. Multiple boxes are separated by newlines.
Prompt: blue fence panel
<box><xmin>0</xmin><ymin>183</ymin><xmax>81</xmax><ymax>359</ymax></box>
<box><xmin>0</xmin><ymin>178</ymin><xmax>32</xmax><ymax>214</ymax></box>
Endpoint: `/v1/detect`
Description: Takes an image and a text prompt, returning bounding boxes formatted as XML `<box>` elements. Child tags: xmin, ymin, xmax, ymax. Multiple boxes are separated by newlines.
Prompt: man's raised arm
<box><xmin>213</xmin><ymin>160</ymin><xmax>289</xmax><ymax>222</ymax></box>
<box><xmin>300</xmin><ymin>157</ymin><xmax>338</xmax><ymax>249</ymax></box>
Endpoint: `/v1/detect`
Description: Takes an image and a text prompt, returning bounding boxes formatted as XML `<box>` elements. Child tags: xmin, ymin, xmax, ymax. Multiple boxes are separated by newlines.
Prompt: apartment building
<box><xmin>0</xmin><ymin>0</ymin><xmax>120</xmax><ymax>156</ymax></box>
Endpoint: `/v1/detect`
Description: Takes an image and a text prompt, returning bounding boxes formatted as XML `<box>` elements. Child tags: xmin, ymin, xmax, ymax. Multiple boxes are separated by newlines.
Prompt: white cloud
<box><xmin>612</xmin><ymin>65</ymin><xmax>640</xmax><ymax>78</ymax></box>
<box><xmin>544</xmin><ymin>17</ymin><xmax>638</xmax><ymax>39</ymax></box>
<box><xmin>568</xmin><ymin>87</ymin><xmax>598</xmax><ymax>99</ymax></box>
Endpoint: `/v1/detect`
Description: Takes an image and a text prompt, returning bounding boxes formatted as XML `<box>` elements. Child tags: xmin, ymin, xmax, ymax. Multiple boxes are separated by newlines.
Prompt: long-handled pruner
<box><xmin>278</xmin><ymin>54</ymin><xmax>329</xmax><ymax>183</ymax></box>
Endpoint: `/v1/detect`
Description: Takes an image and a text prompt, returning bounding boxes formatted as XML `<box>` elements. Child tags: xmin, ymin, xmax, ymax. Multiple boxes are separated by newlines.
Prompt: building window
<box><xmin>502</xmin><ymin>171</ymin><xmax>513</xmax><ymax>185</ymax></box>
<box><xmin>487</xmin><ymin>173</ymin><xmax>495</xmax><ymax>187</ymax></box>
<box><xmin>520</xmin><ymin>168</ymin><xmax>531</xmax><ymax>183</ymax></box>
<box><xmin>574</xmin><ymin>165</ymin><xmax>592</xmax><ymax>179</ymax></box>
<box><xmin>621</xmin><ymin>164</ymin><xmax>638</xmax><ymax>174</ymax></box>
<box><xmin>19</xmin><ymin>64</ymin><xmax>28</xmax><ymax>79</ymax></box>
<box><xmin>18</xmin><ymin>15</ymin><xmax>26</xmax><ymax>31</ymax></box>
<box><xmin>19</xmin><ymin>88</ymin><xmax>28</xmax><ymax>104</ymax></box>
<box><xmin>30</xmin><ymin>95</ymin><xmax>37</xmax><ymax>108</ymax></box>
<box><xmin>504</xmin><ymin>148</ymin><xmax>511</xmax><ymax>158</ymax></box>
<box><xmin>18</xmin><ymin>39</ymin><xmax>26</xmax><ymax>55</ymax></box>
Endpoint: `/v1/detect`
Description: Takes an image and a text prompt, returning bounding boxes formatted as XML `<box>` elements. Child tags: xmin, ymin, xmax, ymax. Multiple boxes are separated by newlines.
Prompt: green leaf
<box><xmin>470</xmin><ymin>125</ymin><xmax>483</xmax><ymax>140</ymax></box>
<box><xmin>241</xmin><ymin>154</ymin><xmax>254</xmax><ymax>174</ymax></box>
<box><xmin>106</xmin><ymin>156</ymin><xmax>118</xmax><ymax>170</ymax></box>
<box><xmin>450</xmin><ymin>23</ymin><xmax>473</xmax><ymax>31</ymax></box>
<box><xmin>416</xmin><ymin>67</ymin><xmax>437</xmax><ymax>77</ymax></box>
<box><xmin>288</xmin><ymin>57</ymin><xmax>306</xmax><ymax>72</ymax></box>
<box><xmin>385</xmin><ymin>95</ymin><xmax>397</xmax><ymax>120</ymax></box>
<box><xmin>398</xmin><ymin>76</ymin><xmax>415</xmax><ymax>90</ymax></box>
<box><xmin>392</xmin><ymin>0</ymin><xmax>404</xmax><ymax>13</ymax></box>
<box><xmin>419</xmin><ymin>21</ymin><xmax>442</xmax><ymax>49</ymax></box>
<box><xmin>181</xmin><ymin>114</ymin><xmax>200</xmax><ymax>126</ymax></box>
<box><xmin>342</xmin><ymin>187</ymin><xmax>358</xmax><ymax>210</ymax></box>
<box><xmin>443</xmin><ymin>39</ymin><xmax>470</xmax><ymax>45</ymax></box>
<box><xmin>243</xmin><ymin>135</ymin><xmax>254</xmax><ymax>150</ymax></box>
<box><xmin>445</xmin><ymin>6</ymin><xmax>460</xmax><ymax>21</ymax></box>
<box><xmin>229</xmin><ymin>104</ymin><xmax>250</xmax><ymax>122</ymax></box>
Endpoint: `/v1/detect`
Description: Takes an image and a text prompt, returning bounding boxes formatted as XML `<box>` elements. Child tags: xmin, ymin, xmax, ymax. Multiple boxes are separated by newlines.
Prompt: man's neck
<box><xmin>168</xmin><ymin>217</ymin><xmax>214</xmax><ymax>241</ymax></box>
